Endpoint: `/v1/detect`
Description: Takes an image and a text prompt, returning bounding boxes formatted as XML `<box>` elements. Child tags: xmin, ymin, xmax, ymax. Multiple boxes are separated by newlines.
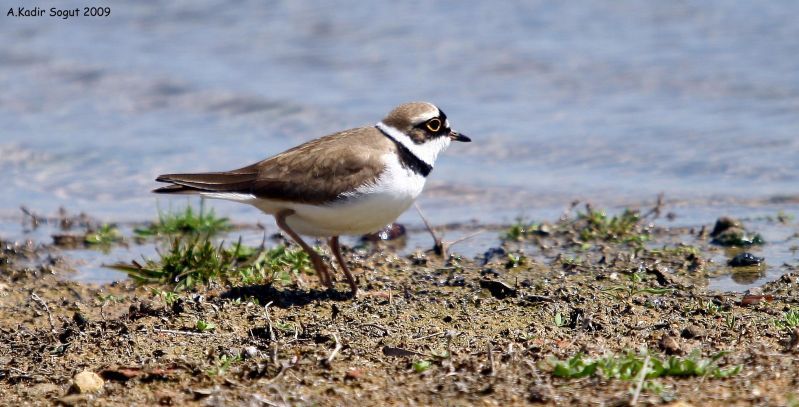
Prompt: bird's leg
<box><xmin>275</xmin><ymin>209</ymin><xmax>334</xmax><ymax>289</ymax></box>
<box><xmin>329</xmin><ymin>236</ymin><xmax>358</xmax><ymax>295</ymax></box>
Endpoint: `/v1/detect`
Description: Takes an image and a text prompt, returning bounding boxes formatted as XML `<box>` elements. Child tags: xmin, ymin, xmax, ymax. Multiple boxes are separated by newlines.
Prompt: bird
<box><xmin>153</xmin><ymin>102</ymin><xmax>470</xmax><ymax>295</ymax></box>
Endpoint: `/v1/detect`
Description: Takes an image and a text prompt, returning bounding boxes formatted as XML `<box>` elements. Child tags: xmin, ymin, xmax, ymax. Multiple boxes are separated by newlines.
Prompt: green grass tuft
<box><xmin>503</xmin><ymin>218</ymin><xmax>542</xmax><ymax>241</ymax></box>
<box><xmin>238</xmin><ymin>245</ymin><xmax>312</xmax><ymax>285</ymax></box>
<box><xmin>207</xmin><ymin>354</ymin><xmax>241</xmax><ymax>376</ymax></box>
<box><xmin>413</xmin><ymin>360</ymin><xmax>432</xmax><ymax>373</ymax></box>
<box><xmin>135</xmin><ymin>202</ymin><xmax>231</xmax><ymax>237</ymax></box>
<box><xmin>775</xmin><ymin>308</ymin><xmax>799</xmax><ymax>330</ymax></box>
<box><xmin>115</xmin><ymin>236</ymin><xmax>311</xmax><ymax>291</ymax></box>
<box><xmin>84</xmin><ymin>224</ymin><xmax>122</xmax><ymax>245</ymax></box>
<box><xmin>113</xmin><ymin>237</ymin><xmax>252</xmax><ymax>290</ymax></box>
<box><xmin>576</xmin><ymin>208</ymin><xmax>649</xmax><ymax>247</ymax></box>
<box><xmin>551</xmin><ymin>350</ymin><xmax>740</xmax><ymax>380</ymax></box>
<box><xmin>195</xmin><ymin>319</ymin><xmax>216</xmax><ymax>332</ymax></box>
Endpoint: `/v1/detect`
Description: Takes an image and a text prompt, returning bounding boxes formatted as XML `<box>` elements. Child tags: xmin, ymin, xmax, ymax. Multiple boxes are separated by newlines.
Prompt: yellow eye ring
<box><xmin>426</xmin><ymin>118</ymin><xmax>442</xmax><ymax>132</ymax></box>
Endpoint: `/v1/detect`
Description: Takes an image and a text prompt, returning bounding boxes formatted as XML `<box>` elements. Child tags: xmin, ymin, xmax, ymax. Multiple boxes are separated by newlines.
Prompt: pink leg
<box><xmin>329</xmin><ymin>236</ymin><xmax>358</xmax><ymax>295</ymax></box>
<box><xmin>275</xmin><ymin>209</ymin><xmax>333</xmax><ymax>289</ymax></box>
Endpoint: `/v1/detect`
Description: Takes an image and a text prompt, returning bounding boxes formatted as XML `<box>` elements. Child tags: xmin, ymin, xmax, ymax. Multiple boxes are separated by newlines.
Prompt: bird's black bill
<box><xmin>449</xmin><ymin>132</ymin><xmax>471</xmax><ymax>142</ymax></box>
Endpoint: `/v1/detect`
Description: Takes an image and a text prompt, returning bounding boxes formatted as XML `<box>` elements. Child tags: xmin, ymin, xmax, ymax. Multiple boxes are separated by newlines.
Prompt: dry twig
<box><xmin>30</xmin><ymin>293</ymin><xmax>56</xmax><ymax>335</ymax></box>
<box><xmin>415</xmin><ymin>203</ymin><xmax>484</xmax><ymax>257</ymax></box>
<box><xmin>264</xmin><ymin>301</ymin><xmax>275</xmax><ymax>341</ymax></box>
<box><xmin>325</xmin><ymin>332</ymin><xmax>342</xmax><ymax>366</ymax></box>
<box><xmin>153</xmin><ymin>328</ymin><xmax>212</xmax><ymax>336</ymax></box>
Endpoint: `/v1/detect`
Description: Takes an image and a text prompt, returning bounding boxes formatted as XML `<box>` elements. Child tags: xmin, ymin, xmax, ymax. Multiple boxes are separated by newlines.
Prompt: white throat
<box><xmin>375</xmin><ymin>122</ymin><xmax>451</xmax><ymax>167</ymax></box>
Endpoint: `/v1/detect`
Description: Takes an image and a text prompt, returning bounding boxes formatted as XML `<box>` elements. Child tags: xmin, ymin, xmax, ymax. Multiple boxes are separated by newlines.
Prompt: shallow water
<box><xmin>1</xmin><ymin>1</ymin><xmax>797</xmax><ymax>289</ymax></box>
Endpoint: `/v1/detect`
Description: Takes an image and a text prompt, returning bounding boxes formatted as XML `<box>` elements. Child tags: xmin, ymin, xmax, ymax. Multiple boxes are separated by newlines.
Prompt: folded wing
<box><xmin>153</xmin><ymin>128</ymin><xmax>388</xmax><ymax>205</ymax></box>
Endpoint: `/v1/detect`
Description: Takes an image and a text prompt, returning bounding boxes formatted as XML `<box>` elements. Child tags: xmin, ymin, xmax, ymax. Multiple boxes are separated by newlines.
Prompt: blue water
<box><xmin>1</xmin><ymin>1</ymin><xmax>798</xmax><ymax>289</ymax></box>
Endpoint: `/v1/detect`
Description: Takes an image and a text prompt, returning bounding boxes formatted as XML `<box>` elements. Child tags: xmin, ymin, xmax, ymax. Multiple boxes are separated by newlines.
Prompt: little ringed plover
<box><xmin>153</xmin><ymin>101</ymin><xmax>470</xmax><ymax>295</ymax></box>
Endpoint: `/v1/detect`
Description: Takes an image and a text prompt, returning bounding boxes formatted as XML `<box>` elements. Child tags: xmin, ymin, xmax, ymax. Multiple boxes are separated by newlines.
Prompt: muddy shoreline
<box><xmin>1</xmin><ymin>204</ymin><xmax>798</xmax><ymax>406</ymax></box>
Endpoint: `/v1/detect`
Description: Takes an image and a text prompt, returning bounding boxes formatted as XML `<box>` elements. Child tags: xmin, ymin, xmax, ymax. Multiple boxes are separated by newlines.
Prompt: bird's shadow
<box><xmin>219</xmin><ymin>284</ymin><xmax>353</xmax><ymax>308</ymax></box>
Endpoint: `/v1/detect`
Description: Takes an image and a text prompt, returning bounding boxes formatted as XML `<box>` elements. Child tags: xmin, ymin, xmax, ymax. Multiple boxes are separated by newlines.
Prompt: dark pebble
<box><xmin>681</xmin><ymin>324</ymin><xmax>706</xmax><ymax>339</ymax></box>
<box><xmin>728</xmin><ymin>252</ymin><xmax>764</xmax><ymax>267</ymax></box>
<box><xmin>479</xmin><ymin>279</ymin><xmax>517</xmax><ymax>299</ymax></box>
<box><xmin>72</xmin><ymin>312</ymin><xmax>88</xmax><ymax>328</ymax></box>
<box><xmin>446</xmin><ymin>275</ymin><xmax>466</xmax><ymax>287</ymax></box>
<box><xmin>481</xmin><ymin>247</ymin><xmax>506</xmax><ymax>266</ymax></box>
<box><xmin>659</xmin><ymin>334</ymin><xmax>681</xmax><ymax>355</ymax></box>
<box><xmin>710</xmin><ymin>217</ymin><xmax>740</xmax><ymax>237</ymax></box>
<box><xmin>361</xmin><ymin>223</ymin><xmax>406</xmax><ymax>242</ymax></box>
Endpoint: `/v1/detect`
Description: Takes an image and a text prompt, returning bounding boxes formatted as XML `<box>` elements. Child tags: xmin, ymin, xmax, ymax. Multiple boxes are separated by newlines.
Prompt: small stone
<box><xmin>25</xmin><ymin>383</ymin><xmax>61</xmax><ymax>397</ymax></box>
<box><xmin>681</xmin><ymin>325</ymin><xmax>705</xmax><ymax>339</ymax></box>
<box><xmin>479</xmin><ymin>279</ymin><xmax>517</xmax><ymax>299</ymax></box>
<box><xmin>710</xmin><ymin>217</ymin><xmax>741</xmax><ymax>237</ymax></box>
<box><xmin>481</xmin><ymin>247</ymin><xmax>506</xmax><ymax>266</ymax></box>
<box><xmin>72</xmin><ymin>370</ymin><xmax>104</xmax><ymax>394</ymax></box>
<box><xmin>744</xmin><ymin>287</ymin><xmax>763</xmax><ymax>295</ymax></box>
<box><xmin>528</xmin><ymin>384</ymin><xmax>553</xmax><ymax>402</ymax></box>
<box><xmin>362</xmin><ymin>223</ymin><xmax>406</xmax><ymax>242</ymax></box>
<box><xmin>712</xmin><ymin>226</ymin><xmax>764</xmax><ymax>247</ymax></box>
<box><xmin>345</xmin><ymin>367</ymin><xmax>363</xmax><ymax>380</ymax></box>
<box><xmin>59</xmin><ymin>394</ymin><xmax>94</xmax><ymax>406</ymax></box>
<box><xmin>243</xmin><ymin>346</ymin><xmax>259</xmax><ymax>360</ymax></box>
<box><xmin>72</xmin><ymin>312</ymin><xmax>88</xmax><ymax>328</ymax></box>
<box><xmin>728</xmin><ymin>252</ymin><xmax>764</xmax><ymax>267</ymax></box>
<box><xmin>659</xmin><ymin>334</ymin><xmax>681</xmax><ymax>355</ymax></box>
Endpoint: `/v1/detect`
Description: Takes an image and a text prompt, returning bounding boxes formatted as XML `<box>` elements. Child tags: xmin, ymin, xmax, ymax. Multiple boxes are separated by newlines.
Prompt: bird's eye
<box><xmin>426</xmin><ymin>118</ymin><xmax>442</xmax><ymax>132</ymax></box>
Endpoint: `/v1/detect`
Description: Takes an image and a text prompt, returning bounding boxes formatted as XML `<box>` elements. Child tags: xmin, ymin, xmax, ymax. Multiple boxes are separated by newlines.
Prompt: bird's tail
<box><xmin>153</xmin><ymin>171</ymin><xmax>258</xmax><ymax>195</ymax></box>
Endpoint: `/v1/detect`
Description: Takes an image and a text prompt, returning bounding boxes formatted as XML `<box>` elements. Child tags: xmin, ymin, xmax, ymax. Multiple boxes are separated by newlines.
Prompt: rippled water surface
<box><xmin>1</xmin><ymin>1</ymin><xmax>797</xmax><ymax>289</ymax></box>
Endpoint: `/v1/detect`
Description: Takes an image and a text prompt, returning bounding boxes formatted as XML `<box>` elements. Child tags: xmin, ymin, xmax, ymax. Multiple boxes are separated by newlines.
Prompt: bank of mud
<box><xmin>1</xmin><ymin>207</ymin><xmax>799</xmax><ymax>406</ymax></box>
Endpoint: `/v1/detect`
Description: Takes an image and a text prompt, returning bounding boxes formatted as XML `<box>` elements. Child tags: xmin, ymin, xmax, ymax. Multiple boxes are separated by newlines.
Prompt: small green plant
<box><xmin>503</xmin><ymin>218</ymin><xmax>546</xmax><ymax>241</ymax></box>
<box><xmin>96</xmin><ymin>293</ymin><xmax>123</xmax><ymax>304</ymax></box>
<box><xmin>114</xmin><ymin>237</ymin><xmax>253</xmax><ymax>290</ymax></box>
<box><xmin>551</xmin><ymin>350</ymin><xmax>740</xmax><ymax>380</ymax></box>
<box><xmin>135</xmin><ymin>202</ymin><xmax>231</xmax><ymax>237</ymax></box>
<box><xmin>650</xmin><ymin>245</ymin><xmax>700</xmax><ymax>258</ymax></box>
<box><xmin>706</xmin><ymin>300</ymin><xmax>722</xmax><ymax>315</ymax></box>
<box><xmin>152</xmin><ymin>289</ymin><xmax>179</xmax><ymax>306</ymax></box>
<box><xmin>413</xmin><ymin>360</ymin><xmax>432</xmax><ymax>373</ymax></box>
<box><xmin>602</xmin><ymin>271</ymin><xmax>673</xmax><ymax>300</ymax></box>
<box><xmin>240</xmin><ymin>245</ymin><xmax>312</xmax><ymax>285</ymax></box>
<box><xmin>84</xmin><ymin>224</ymin><xmax>122</xmax><ymax>245</ymax></box>
<box><xmin>195</xmin><ymin>319</ymin><xmax>216</xmax><ymax>332</ymax></box>
<box><xmin>724</xmin><ymin>312</ymin><xmax>738</xmax><ymax>330</ymax></box>
<box><xmin>505</xmin><ymin>253</ymin><xmax>527</xmax><ymax>269</ymax></box>
<box><xmin>207</xmin><ymin>354</ymin><xmax>241</xmax><ymax>376</ymax></box>
<box><xmin>559</xmin><ymin>256</ymin><xmax>583</xmax><ymax>267</ymax></box>
<box><xmin>576</xmin><ymin>208</ymin><xmax>649</xmax><ymax>248</ymax></box>
<box><xmin>775</xmin><ymin>308</ymin><xmax>799</xmax><ymax>330</ymax></box>
<box><xmin>274</xmin><ymin>321</ymin><xmax>294</xmax><ymax>332</ymax></box>
<box><xmin>554</xmin><ymin>312</ymin><xmax>565</xmax><ymax>327</ymax></box>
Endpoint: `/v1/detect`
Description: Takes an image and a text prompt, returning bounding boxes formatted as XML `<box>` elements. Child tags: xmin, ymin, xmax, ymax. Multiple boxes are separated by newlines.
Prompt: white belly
<box><xmin>204</xmin><ymin>154</ymin><xmax>427</xmax><ymax>237</ymax></box>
